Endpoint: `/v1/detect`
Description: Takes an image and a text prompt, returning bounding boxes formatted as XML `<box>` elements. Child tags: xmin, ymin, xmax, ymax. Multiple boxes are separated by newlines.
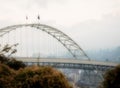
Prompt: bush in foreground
<box><xmin>0</xmin><ymin>63</ymin><xmax>72</xmax><ymax>88</ymax></box>
<box><xmin>0</xmin><ymin>55</ymin><xmax>26</xmax><ymax>70</ymax></box>
<box><xmin>99</xmin><ymin>64</ymin><xmax>120</xmax><ymax>88</ymax></box>
<box><xmin>0</xmin><ymin>63</ymin><xmax>15</xmax><ymax>88</ymax></box>
<box><xmin>6</xmin><ymin>58</ymin><xmax>26</xmax><ymax>70</ymax></box>
<box><xmin>13</xmin><ymin>66</ymin><xmax>72</xmax><ymax>88</ymax></box>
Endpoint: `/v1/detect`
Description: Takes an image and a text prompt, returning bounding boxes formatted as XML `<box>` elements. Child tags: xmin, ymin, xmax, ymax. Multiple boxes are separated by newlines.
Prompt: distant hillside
<box><xmin>86</xmin><ymin>47</ymin><xmax>120</xmax><ymax>63</ymax></box>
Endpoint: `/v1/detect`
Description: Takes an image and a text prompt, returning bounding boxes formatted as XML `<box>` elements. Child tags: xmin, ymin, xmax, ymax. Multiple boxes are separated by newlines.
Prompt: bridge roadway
<box><xmin>16</xmin><ymin>57</ymin><xmax>118</xmax><ymax>71</ymax></box>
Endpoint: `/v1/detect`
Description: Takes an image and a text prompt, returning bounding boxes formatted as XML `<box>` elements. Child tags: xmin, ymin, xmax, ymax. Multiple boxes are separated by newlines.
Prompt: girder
<box><xmin>0</xmin><ymin>23</ymin><xmax>90</xmax><ymax>60</ymax></box>
<box><xmin>24</xmin><ymin>62</ymin><xmax>114</xmax><ymax>71</ymax></box>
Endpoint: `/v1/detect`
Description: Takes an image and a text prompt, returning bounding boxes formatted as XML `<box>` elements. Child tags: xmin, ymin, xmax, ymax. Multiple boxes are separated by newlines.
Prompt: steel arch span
<box><xmin>0</xmin><ymin>23</ymin><xmax>90</xmax><ymax>60</ymax></box>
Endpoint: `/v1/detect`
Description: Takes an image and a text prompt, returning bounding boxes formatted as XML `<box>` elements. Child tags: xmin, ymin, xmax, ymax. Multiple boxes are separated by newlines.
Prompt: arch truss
<box><xmin>0</xmin><ymin>23</ymin><xmax>90</xmax><ymax>60</ymax></box>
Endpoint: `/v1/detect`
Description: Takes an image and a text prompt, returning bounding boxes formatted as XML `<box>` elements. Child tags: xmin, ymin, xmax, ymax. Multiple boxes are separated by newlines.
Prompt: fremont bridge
<box><xmin>0</xmin><ymin>23</ymin><xmax>118</xmax><ymax>88</ymax></box>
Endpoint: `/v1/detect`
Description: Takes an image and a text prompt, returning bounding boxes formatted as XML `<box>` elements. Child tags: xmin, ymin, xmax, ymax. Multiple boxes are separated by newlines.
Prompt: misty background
<box><xmin>0</xmin><ymin>0</ymin><xmax>120</xmax><ymax>62</ymax></box>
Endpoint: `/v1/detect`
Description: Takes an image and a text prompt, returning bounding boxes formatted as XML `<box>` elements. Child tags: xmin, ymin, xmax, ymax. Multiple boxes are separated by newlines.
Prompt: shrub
<box><xmin>99</xmin><ymin>64</ymin><xmax>120</xmax><ymax>88</ymax></box>
<box><xmin>0</xmin><ymin>55</ymin><xmax>26</xmax><ymax>70</ymax></box>
<box><xmin>13</xmin><ymin>66</ymin><xmax>72</xmax><ymax>88</ymax></box>
<box><xmin>6</xmin><ymin>58</ymin><xmax>26</xmax><ymax>70</ymax></box>
<box><xmin>0</xmin><ymin>55</ymin><xmax>9</xmax><ymax>63</ymax></box>
<box><xmin>0</xmin><ymin>63</ymin><xmax>15</xmax><ymax>88</ymax></box>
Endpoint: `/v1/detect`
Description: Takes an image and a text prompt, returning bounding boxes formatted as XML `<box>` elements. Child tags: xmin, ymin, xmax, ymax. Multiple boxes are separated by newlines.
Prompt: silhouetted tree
<box><xmin>0</xmin><ymin>44</ymin><xmax>26</xmax><ymax>70</ymax></box>
<box><xmin>99</xmin><ymin>64</ymin><xmax>120</xmax><ymax>88</ymax></box>
<box><xmin>0</xmin><ymin>55</ymin><xmax>9</xmax><ymax>63</ymax></box>
<box><xmin>6</xmin><ymin>58</ymin><xmax>26</xmax><ymax>70</ymax></box>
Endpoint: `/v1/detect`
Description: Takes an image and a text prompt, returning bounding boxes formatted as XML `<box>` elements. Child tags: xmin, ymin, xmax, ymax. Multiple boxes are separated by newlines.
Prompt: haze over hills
<box><xmin>37</xmin><ymin>46</ymin><xmax>120</xmax><ymax>63</ymax></box>
<box><xmin>86</xmin><ymin>46</ymin><xmax>120</xmax><ymax>63</ymax></box>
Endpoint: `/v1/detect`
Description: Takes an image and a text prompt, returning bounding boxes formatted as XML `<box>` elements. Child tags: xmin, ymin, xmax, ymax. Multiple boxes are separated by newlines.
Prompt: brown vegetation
<box><xmin>99</xmin><ymin>64</ymin><xmax>120</xmax><ymax>88</ymax></box>
<box><xmin>0</xmin><ymin>56</ymin><xmax>72</xmax><ymax>88</ymax></box>
<box><xmin>0</xmin><ymin>63</ymin><xmax>15</xmax><ymax>88</ymax></box>
<box><xmin>13</xmin><ymin>66</ymin><xmax>72</xmax><ymax>88</ymax></box>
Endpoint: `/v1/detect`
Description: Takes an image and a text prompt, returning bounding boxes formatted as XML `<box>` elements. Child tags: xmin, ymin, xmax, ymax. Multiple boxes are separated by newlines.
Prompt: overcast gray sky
<box><xmin>0</xmin><ymin>0</ymin><xmax>120</xmax><ymax>50</ymax></box>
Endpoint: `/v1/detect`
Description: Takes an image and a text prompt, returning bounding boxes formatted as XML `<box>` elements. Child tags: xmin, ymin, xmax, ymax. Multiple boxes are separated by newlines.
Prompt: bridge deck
<box><xmin>16</xmin><ymin>57</ymin><xmax>118</xmax><ymax>67</ymax></box>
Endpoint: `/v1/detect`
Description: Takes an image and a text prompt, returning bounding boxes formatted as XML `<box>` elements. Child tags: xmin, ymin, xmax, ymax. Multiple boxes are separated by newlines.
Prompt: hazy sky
<box><xmin>0</xmin><ymin>0</ymin><xmax>120</xmax><ymax>50</ymax></box>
